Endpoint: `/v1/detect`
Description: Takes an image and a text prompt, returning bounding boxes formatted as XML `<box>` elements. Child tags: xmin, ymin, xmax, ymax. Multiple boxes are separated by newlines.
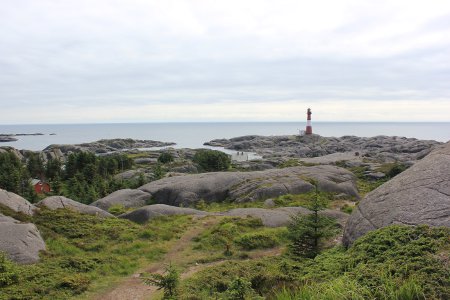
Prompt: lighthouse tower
<box><xmin>305</xmin><ymin>108</ymin><xmax>312</xmax><ymax>135</ymax></box>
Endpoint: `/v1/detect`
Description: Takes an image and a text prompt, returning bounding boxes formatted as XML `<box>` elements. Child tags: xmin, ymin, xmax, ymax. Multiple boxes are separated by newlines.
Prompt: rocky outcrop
<box><xmin>343</xmin><ymin>141</ymin><xmax>450</xmax><ymax>246</ymax></box>
<box><xmin>119</xmin><ymin>204</ymin><xmax>207</xmax><ymax>223</ymax></box>
<box><xmin>206</xmin><ymin>135</ymin><xmax>441</xmax><ymax>163</ymax></box>
<box><xmin>0</xmin><ymin>188</ymin><xmax>37</xmax><ymax>216</ymax></box>
<box><xmin>44</xmin><ymin>138</ymin><xmax>175</xmax><ymax>155</ymax></box>
<box><xmin>0</xmin><ymin>213</ymin><xmax>46</xmax><ymax>264</ymax></box>
<box><xmin>90</xmin><ymin>189</ymin><xmax>152</xmax><ymax>211</ymax></box>
<box><xmin>0</xmin><ymin>135</ymin><xmax>18</xmax><ymax>142</ymax></box>
<box><xmin>37</xmin><ymin>196</ymin><xmax>114</xmax><ymax>218</ymax></box>
<box><xmin>119</xmin><ymin>204</ymin><xmax>349</xmax><ymax>228</ymax></box>
<box><xmin>222</xmin><ymin>207</ymin><xmax>348</xmax><ymax>227</ymax></box>
<box><xmin>138</xmin><ymin>165</ymin><xmax>359</xmax><ymax>206</ymax></box>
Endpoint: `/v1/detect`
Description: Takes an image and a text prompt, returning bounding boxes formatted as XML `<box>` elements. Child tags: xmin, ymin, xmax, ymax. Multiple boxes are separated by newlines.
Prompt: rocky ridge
<box><xmin>89</xmin><ymin>165</ymin><xmax>358</xmax><ymax>210</ymax></box>
<box><xmin>206</xmin><ymin>134</ymin><xmax>441</xmax><ymax>163</ymax></box>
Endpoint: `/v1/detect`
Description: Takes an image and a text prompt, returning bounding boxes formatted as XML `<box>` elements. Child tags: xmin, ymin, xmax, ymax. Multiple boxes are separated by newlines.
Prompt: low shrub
<box><xmin>108</xmin><ymin>204</ymin><xmax>127</xmax><ymax>215</ymax></box>
<box><xmin>158</xmin><ymin>152</ymin><xmax>174</xmax><ymax>164</ymax></box>
<box><xmin>234</xmin><ymin>232</ymin><xmax>279</xmax><ymax>250</ymax></box>
<box><xmin>60</xmin><ymin>273</ymin><xmax>91</xmax><ymax>294</ymax></box>
<box><xmin>0</xmin><ymin>252</ymin><xmax>19</xmax><ymax>287</ymax></box>
<box><xmin>193</xmin><ymin>149</ymin><xmax>231</xmax><ymax>172</ymax></box>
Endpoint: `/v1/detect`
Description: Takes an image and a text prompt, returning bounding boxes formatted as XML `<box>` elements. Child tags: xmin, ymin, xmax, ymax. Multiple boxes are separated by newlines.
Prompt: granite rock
<box><xmin>37</xmin><ymin>196</ymin><xmax>114</xmax><ymax>218</ymax></box>
<box><xmin>0</xmin><ymin>213</ymin><xmax>46</xmax><ymax>264</ymax></box>
<box><xmin>343</xmin><ymin>141</ymin><xmax>450</xmax><ymax>246</ymax></box>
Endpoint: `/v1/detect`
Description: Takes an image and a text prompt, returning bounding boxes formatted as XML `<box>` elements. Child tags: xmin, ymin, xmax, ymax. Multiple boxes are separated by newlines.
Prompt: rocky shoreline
<box><xmin>0</xmin><ymin>133</ymin><xmax>45</xmax><ymax>143</ymax></box>
<box><xmin>205</xmin><ymin>134</ymin><xmax>442</xmax><ymax>163</ymax></box>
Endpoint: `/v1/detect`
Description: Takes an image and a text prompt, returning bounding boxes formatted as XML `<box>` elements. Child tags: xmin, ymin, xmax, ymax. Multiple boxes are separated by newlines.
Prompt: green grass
<box><xmin>0</xmin><ymin>209</ymin><xmax>195</xmax><ymax>299</ymax></box>
<box><xmin>179</xmin><ymin>225</ymin><xmax>450</xmax><ymax>300</ymax></box>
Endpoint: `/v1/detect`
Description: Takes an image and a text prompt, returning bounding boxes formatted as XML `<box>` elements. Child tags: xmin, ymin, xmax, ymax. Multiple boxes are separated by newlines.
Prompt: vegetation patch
<box><xmin>179</xmin><ymin>225</ymin><xmax>450</xmax><ymax>300</ymax></box>
<box><xmin>0</xmin><ymin>209</ymin><xmax>194</xmax><ymax>299</ymax></box>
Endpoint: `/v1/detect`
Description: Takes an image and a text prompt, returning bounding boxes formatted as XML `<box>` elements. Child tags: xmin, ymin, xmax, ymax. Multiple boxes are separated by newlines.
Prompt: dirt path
<box><xmin>92</xmin><ymin>218</ymin><xmax>218</xmax><ymax>300</ymax></box>
<box><xmin>91</xmin><ymin>218</ymin><xmax>283</xmax><ymax>300</ymax></box>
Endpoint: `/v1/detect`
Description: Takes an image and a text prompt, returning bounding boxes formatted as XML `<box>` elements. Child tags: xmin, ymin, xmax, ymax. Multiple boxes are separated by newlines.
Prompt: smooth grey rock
<box><xmin>138</xmin><ymin>165</ymin><xmax>359</xmax><ymax>206</ymax></box>
<box><xmin>0</xmin><ymin>188</ymin><xmax>37</xmax><ymax>216</ymax></box>
<box><xmin>264</xmin><ymin>199</ymin><xmax>276</xmax><ymax>208</ymax></box>
<box><xmin>365</xmin><ymin>172</ymin><xmax>386</xmax><ymax>180</ymax></box>
<box><xmin>90</xmin><ymin>189</ymin><xmax>152</xmax><ymax>210</ymax></box>
<box><xmin>343</xmin><ymin>141</ymin><xmax>450</xmax><ymax>246</ymax></box>
<box><xmin>37</xmin><ymin>196</ymin><xmax>114</xmax><ymax>218</ymax></box>
<box><xmin>222</xmin><ymin>207</ymin><xmax>348</xmax><ymax>227</ymax></box>
<box><xmin>114</xmin><ymin>169</ymin><xmax>144</xmax><ymax>180</ymax></box>
<box><xmin>0</xmin><ymin>213</ymin><xmax>46</xmax><ymax>264</ymax></box>
<box><xmin>134</xmin><ymin>158</ymin><xmax>157</xmax><ymax>164</ymax></box>
<box><xmin>119</xmin><ymin>204</ymin><xmax>207</xmax><ymax>223</ymax></box>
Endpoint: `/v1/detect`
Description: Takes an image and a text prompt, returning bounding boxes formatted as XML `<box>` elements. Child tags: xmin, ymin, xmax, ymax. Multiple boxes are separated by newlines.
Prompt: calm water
<box><xmin>0</xmin><ymin>122</ymin><xmax>449</xmax><ymax>151</ymax></box>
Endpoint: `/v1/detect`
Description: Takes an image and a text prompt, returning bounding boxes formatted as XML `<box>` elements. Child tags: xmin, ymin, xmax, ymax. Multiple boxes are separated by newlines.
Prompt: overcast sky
<box><xmin>1</xmin><ymin>0</ymin><xmax>449</xmax><ymax>124</ymax></box>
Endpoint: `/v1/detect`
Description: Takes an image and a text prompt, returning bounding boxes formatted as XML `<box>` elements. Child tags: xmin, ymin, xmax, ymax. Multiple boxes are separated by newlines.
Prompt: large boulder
<box><xmin>0</xmin><ymin>188</ymin><xmax>37</xmax><ymax>216</ymax></box>
<box><xmin>138</xmin><ymin>165</ymin><xmax>359</xmax><ymax>206</ymax></box>
<box><xmin>0</xmin><ymin>213</ymin><xmax>46</xmax><ymax>264</ymax></box>
<box><xmin>343</xmin><ymin>141</ymin><xmax>450</xmax><ymax>246</ymax></box>
<box><xmin>222</xmin><ymin>207</ymin><xmax>349</xmax><ymax>227</ymax></box>
<box><xmin>90</xmin><ymin>189</ymin><xmax>152</xmax><ymax>211</ymax></box>
<box><xmin>37</xmin><ymin>196</ymin><xmax>114</xmax><ymax>218</ymax></box>
<box><xmin>119</xmin><ymin>204</ymin><xmax>208</xmax><ymax>223</ymax></box>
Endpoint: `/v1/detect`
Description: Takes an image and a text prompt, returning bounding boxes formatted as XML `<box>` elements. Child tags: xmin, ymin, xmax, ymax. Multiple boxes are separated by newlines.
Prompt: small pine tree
<box><xmin>142</xmin><ymin>263</ymin><xmax>179</xmax><ymax>299</ymax></box>
<box><xmin>287</xmin><ymin>180</ymin><xmax>337</xmax><ymax>258</ymax></box>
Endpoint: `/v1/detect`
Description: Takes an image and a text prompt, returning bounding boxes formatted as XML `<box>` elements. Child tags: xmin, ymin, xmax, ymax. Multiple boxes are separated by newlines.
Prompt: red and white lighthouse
<box><xmin>305</xmin><ymin>108</ymin><xmax>312</xmax><ymax>135</ymax></box>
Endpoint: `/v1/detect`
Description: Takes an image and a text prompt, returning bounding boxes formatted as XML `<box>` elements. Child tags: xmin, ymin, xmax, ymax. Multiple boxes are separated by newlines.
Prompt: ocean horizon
<box><xmin>1</xmin><ymin>122</ymin><xmax>449</xmax><ymax>151</ymax></box>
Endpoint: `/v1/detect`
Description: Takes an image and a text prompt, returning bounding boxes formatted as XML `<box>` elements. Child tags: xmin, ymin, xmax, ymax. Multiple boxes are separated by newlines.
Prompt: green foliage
<box><xmin>183</xmin><ymin>225</ymin><xmax>449</xmax><ymax>300</ymax></box>
<box><xmin>142</xmin><ymin>263</ymin><xmax>180</xmax><ymax>299</ymax></box>
<box><xmin>234</xmin><ymin>232</ymin><xmax>279</xmax><ymax>250</ymax></box>
<box><xmin>62</xmin><ymin>152</ymin><xmax>134</xmax><ymax>203</ymax></box>
<box><xmin>158</xmin><ymin>152</ymin><xmax>174</xmax><ymax>164</ymax></box>
<box><xmin>0</xmin><ymin>209</ymin><xmax>193</xmax><ymax>299</ymax></box>
<box><xmin>224</xmin><ymin>277</ymin><xmax>264</xmax><ymax>300</ymax></box>
<box><xmin>26</xmin><ymin>152</ymin><xmax>44</xmax><ymax>179</ymax></box>
<box><xmin>59</xmin><ymin>273</ymin><xmax>91</xmax><ymax>294</ymax></box>
<box><xmin>0</xmin><ymin>151</ymin><xmax>35</xmax><ymax>199</ymax></box>
<box><xmin>0</xmin><ymin>252</ymin><xmax>19</xmax><ymax>288</ymax></box>
<box><xmin>108</xmin><ymin>204</ymin><xmax>127</xmax><ymax>215</ymax></box>
<box><xmin>278</xmin><ymin>159</ymin><xmax>301</xmax><ymax>168</ymax></box>
<box><xmin>153</xmin><ymin>163</ymin><xmax>166</xmax><ymax>180</ymax></box>
<box><xmin>192</xmin><ymin>217</ymin><xmax>265</xmax><ymax>255</ymax></box>
<box><xmin>180</xmin><ymin>258</ymin><xmax>284</xmax><ymax>299</ymax></box>
<box><xmin>340</xmin><ymin>203</ymin><xmax>353</xmax><ymax>214</ymax></box>
<box><xmin>287</xmin><ymin>183</ymin><xmax>338</xmax><ymax>258</ymax></box>
<box><xmin>193</xmin><ymin>149</ymin><xmax>231</xmax><ymax>172</ymax></box>
<box><xmin>385</xmin><ymin>163</ymin><xmax>408</xmax><ymax>178</ymax></box>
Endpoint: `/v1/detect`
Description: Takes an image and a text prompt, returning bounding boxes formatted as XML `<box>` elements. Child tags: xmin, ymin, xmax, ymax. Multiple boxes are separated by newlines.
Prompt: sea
<box><xmin>0</xmin><ymin>122</ymin><xmax>449</xmax><ymax>151</ymax></box>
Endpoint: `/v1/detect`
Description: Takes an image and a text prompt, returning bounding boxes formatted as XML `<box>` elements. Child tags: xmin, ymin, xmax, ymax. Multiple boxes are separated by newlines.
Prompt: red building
<box><xmin>31</xmin><ymin>179</ymin><xmax>51</xmax><ymax>194</ymax></box>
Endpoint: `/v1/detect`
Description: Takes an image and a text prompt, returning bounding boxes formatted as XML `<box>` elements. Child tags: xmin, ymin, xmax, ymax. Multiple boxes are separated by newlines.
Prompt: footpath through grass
<box><xmin>0</xmin><ymin>209</ymin><xmax>195</xmax><ymax>300</ymax></box>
